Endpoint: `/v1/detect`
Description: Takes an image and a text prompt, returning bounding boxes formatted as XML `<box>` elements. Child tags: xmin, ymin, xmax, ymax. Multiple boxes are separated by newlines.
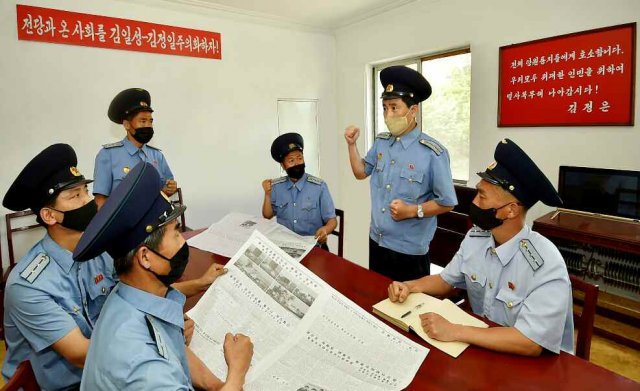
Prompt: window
<box><xmin>372</xmin><ymin>49</ymin><xmax>471</xmax><ymax>182</ymax></box>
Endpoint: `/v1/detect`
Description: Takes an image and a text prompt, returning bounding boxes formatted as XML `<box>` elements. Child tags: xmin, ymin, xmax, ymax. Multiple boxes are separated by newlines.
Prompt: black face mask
<box><xmin>132</xmin><ymin>127</ymin><xmax>154</xmax><ymax>144</ymax></box>
<box><xmin>52</xmin><ymin>199</ymin><xmax>98</xmax><ymax>232</ymax></box>
<box><xmin>286</xmin><ymin>163</ymin><xmax>306</xmax><ymax>180</ymax></box>
<box><xmin>469</xmin><ymin>202</ymin><xmax>511</xmax><ymax>231</ymax></box>
<box><xmin>148</xmin><ymin>242</ymin><xmax>190</xmax><ymax>287</ymax></box>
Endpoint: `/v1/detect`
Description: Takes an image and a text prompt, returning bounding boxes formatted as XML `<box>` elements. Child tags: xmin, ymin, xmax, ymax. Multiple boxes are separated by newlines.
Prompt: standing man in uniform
<box><xmin>261</xmin><ymin>133</ymin><xmax>337</xmax><ymax>249</ymax></box>
<box><xmin>2</xmin><ymin>144</ymin><xmax>117</xmax><ymax>389</ymax></box>
<box><xmin>75</xmin><ymin>162</ymin><xmax>253</xmax><ymax>390</ymax></box>
<box><xmin>388</xmin><ymin>139</ymin><xmax>574</xmax><ymax>356</ymax></box>
<box><xmin>345</xmin><ymin>66</ymin><xmax>457</xmax><ymax>281</ymax></box>
<box><xmin>93</xmin><ymin>88</ymin><xmax>177</xmax><ymax>208</ymax></box>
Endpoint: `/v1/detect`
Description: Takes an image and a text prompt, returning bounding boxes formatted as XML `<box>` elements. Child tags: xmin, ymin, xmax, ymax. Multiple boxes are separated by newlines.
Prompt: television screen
<box><xmin>558</xmin><ymin>166</ymin><xmax>640</xmax><ymax>220</ymax></box>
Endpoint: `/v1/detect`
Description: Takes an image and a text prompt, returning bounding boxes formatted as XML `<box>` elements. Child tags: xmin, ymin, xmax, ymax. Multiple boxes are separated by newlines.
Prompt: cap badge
<box><xmin>140</xmin><ymin>101</ymin><xmax>148</xmax><ymax>107</ymax></box>
<box><xmin>288</xmin><ymin>143</ymin><xmax>296</xmax><ymax>150</ymax></box>
<box><xmin>487</xmin><ymin>161</ymin><xmax>497</xmax><ymax>170</ymax></box>
<box><xmin>385</xmin><ymin>84</ymin><xmax>394</xmax><ymax>92</ymax></box>
<box><xmin>70</xmin><ymin>166</ymin><xmax>81</xmax><ymax>177</ymax></box>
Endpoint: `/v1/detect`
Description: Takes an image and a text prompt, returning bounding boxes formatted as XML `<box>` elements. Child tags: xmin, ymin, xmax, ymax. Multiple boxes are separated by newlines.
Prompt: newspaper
<box><xmin>187</xmin><ymin>212</ymin><xmax>317</xmax><ymax>261</ymax></box>
<box><xmin>187</xmin><ymin>231</ymin><xmax>428</xmax><ymax>391</ymax></box>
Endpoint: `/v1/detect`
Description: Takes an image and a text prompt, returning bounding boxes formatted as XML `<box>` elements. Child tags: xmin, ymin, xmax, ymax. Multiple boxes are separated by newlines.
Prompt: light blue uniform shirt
<box><xmin>271</xmin><ymin>173</ymin><xmax>336</xmax><ymax>236</ymax></box>
<box><xmin>81</xmin><ymin>283</ymin><xmax>191</xmax><ymax>390</ymax></box>
<box><xmin>2</xmin><ymin>234</ymin><xmax>116</xmax><ymax>390</ymax></box>
<box><xmin>364</xmin><ymin>127</ymin><xmax>457</xmax><ymax>255</ymax></box>
<box><xmin>93</xmin><ymin>137</ymin><xmax>174</xmax><ymax>196</ymax></box>
<box><xmin>440</xmin><ymin>225</ymin><xmax>575</xmax><ymax>354</ymax></box>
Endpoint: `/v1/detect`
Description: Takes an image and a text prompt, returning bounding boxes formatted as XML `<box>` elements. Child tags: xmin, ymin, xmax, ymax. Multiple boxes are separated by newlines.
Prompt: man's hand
<box><xmin>344</xmin><ymin>125</ymin><xmax>360</xmax><ymax>145</ymax></box>
<box><xmin>261</xmin><ymin>179</ymin><xmax>272</xmax><ymax>195</ymax></box>
<box><xmin>199</xmin><ymin>263</ymin><xmax>227</xmax><ymax>290</ymax></box>
<box><xmin>163</xmin><ymin>179</ymin><xmax>178</xmax><ymax>196</ymax></box>
<box><xmin>314</xmin><ymin>227</ymin><xmax>328</xmax><ymax>244</ymax></box>
<box><xmin>420</xmin><ymin>313</ymin><xmax>460</xmax><ymax>342</ymax></box>
<box><xmin>223</xmin><ymin>333</ymin><xmax>254</xmax><ymax>374</ymax></box>
<box><xmin>388</xmin><ymin>281</ymin><xmax>411</xmax><ymax>303</ymax></box>
<box><xmin>184</xmin><ymin>314</ymin><xmax>194</xmax><ymax>346</ymax></box>
<box><xmin>389</xmin><ymin>199</ymin><xmax>417</xmax><ymax>221</ymax></box>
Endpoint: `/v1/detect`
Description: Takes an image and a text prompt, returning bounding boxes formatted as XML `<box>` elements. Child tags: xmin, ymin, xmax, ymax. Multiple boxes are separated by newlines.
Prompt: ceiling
<box><xmin>162</xmin><ymin>0</ymin><xmax>418</xmax><ymax>30</ymax></box>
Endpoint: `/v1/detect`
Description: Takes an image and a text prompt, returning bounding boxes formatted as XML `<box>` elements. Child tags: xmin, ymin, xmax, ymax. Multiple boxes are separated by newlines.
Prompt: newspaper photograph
<box><xmin>187</xmin><ymin>231</ymin><xmax>428</xmax><ymax>391</ymax></box>
<box><xmin>187</xmin><ymin>212</ymin><xmax>317</xmax><ymax>261</ymax></box>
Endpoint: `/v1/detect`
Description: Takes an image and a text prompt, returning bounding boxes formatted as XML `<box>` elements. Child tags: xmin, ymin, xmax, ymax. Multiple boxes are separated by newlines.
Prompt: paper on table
<box><xmin>187</xmin><ymin>212</ymin><xmax>316</xmax><ymax>261</ymax></box>
<box><xmin>188</xmin><ymin>231</ymin><xmax>428</xmax><ymax>390</ymax></box>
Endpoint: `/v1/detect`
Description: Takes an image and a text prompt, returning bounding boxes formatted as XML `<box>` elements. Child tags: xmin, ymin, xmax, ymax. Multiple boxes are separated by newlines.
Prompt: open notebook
<box><xmin>373</xmin><ymin>293</ymin><xmax>488</xmax><ymax>358</ymax></box>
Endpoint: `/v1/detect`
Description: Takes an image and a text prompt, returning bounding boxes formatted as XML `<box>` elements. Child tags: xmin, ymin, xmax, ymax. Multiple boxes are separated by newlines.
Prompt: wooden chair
<box><xmin>171</xmin><ymin>188</ymin><xmax>189</xmax><ymax>232</ymax></box>
<box><xmin>570</xmin><ymin>274</ymin><xmax>599</xmax><ymax>360</ymax></box>
<box><xmin>1</xmin><ymin>360</ymin><xmax>40</xmax><ymax>391</ymax></box>
<box><xmin>429</xmin><ymin>185</ymin><xmax>475</xmax><ymax>267</ymax></box>
<box><xmin>5</xmin><ymin>210</ymin><xmax>42</xmax><ymax>278</ymax></box>
<box><xmin>330</xmin><ymin>209</ymin><xmax>345</xmax><ymax>257</ymax></box>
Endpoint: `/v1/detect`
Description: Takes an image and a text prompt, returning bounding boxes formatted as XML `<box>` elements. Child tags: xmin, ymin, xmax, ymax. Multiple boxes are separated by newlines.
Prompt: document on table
<box><xmin>187</xmin><ymin>212</ymin><xmax>317</xmax><ymax>261</ymax></box>
<box><xmin>187</xmin><ymin>231</ymin><xmax>429</xmax><ymax>391</ymax></box>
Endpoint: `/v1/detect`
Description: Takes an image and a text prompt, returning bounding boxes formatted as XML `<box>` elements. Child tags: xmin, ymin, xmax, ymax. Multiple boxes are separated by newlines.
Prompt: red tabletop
<box><xmin>181</xmin><ymin>229</ymin><xmax>639</xmax><ymax>391</ymax></box>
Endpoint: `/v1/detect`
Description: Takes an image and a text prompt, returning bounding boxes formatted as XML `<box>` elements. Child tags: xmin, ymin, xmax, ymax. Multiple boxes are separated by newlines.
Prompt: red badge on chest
<box><xmin>94</xmin><ymin>274</ymin><xmax>104</xmax><ymax>284</ymax></box>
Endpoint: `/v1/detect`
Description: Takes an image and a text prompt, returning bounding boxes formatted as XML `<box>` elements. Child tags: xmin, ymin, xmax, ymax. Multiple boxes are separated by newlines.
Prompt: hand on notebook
<box><xmin>420</xmin><ymin>312</ymin><xmax>459</xmax><ymax>342</ymax></box>
<box><xmin>388</xmin><ymin>281</ymin><xmax>411</xmax><ymax>303</ymax></box>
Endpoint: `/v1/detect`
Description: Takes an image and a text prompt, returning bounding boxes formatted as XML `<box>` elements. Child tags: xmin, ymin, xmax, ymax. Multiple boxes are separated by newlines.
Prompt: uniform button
<box><xmin>489</xmin><ymin>282</ymin><xmax>494</xmax><ymax>289</ymax></box>
<box><xmin>395</xmin><ymin>137</ymin><xmax>400</xmax><ymax>142</ymax></box>
<box><xmin>391</xmin><ymin>160</ymin><xmax>395</xmax><ymax>165</ymax></box>
<box><xmin>471</xmin><ymin>274</ymin><xmax>477</xmax><ymax>281</ymax></box>
<box><xmin>385</xmin><ymin>184</ymin><xmax>391</xmax><ymax>190</ymax></box>
<box><xmin>102</xmin><ymin>286</ymin><xmax>107</xmax><ymax>294</ymax></box>
<box><xmin>490</xmin><ymin>248</ymin><xmax>497</xmax><ymax>255</ymax></box>
<box><xmin>293</xmin><ymin>219</ymin><xmax>297</xmax><ymax>224</ymax></box>
<box><xmin>408</xmin><ymin>178</ymin><xmax>413</xmax><ymax>182</ymax></box>
<box><xmin>381</xmin><ymin>208</ymin><xmax>386</xmax><ymax>212</ymax></box>
<box><xmin>293</xmin><ymin>202</ymin><xmax>296</xmax><ymax>206</ymax></box>
<box><xmin>507</xmin><ymin>301</ymin><xmax>513</xmax><ymax>308</ymax></box>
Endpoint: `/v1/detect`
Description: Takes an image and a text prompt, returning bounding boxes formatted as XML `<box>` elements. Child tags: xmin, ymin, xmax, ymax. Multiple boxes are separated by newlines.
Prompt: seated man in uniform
<box><xmin>388</xmin><ymin>139</ymin><xmax>574</xmax><ymax>356</ymax></box>
<box><xmin>261</xmin><ymin>132</ymin><xmax>337</xmax><ymax>249</ymax></box>
<box><xmin>93</xmin><ymin>88</ymin><xmax>177</xmax><ymax>208</ymax></box>
<box><xmin>74</xmin><ymin>162</ymin><xmax>253</xmax><ymax>390</ymax></box>
<box><xmin>2</xmin><ymin>144</ymin><xmax>117</xmax><ymax>389</ymax></box>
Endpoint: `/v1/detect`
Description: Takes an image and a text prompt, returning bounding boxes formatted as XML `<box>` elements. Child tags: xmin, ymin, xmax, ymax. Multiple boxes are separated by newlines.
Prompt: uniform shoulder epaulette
<box><xmin>20</xmin><ymin>253</ymin><xmax>50</xmax><ymax>284</ymax></box>
<box><xmin>145</xmin><ymin>315</ymin><xmax>168</xmax><ymax>359</ymax></box>
<box><xmin>469</xmin><ymin>227</ymin><xmax>491</xmax><ymax>238</ymax></box>
<box><xmin>419</xmin><ymin>138</ymin><xmax>444</xmax><ymax>156</ymax></box>
<box><xmin>376</xmin><ymin>132</ymin><xmax>392</xmax><ymax>140</ymax></box>
<box><xmin>102</xmin><ymin>141</ymin><xmax>123</xmax><ymax>149</ymax></box>
<box><xmin>146</xmin><ymin>144</ymin><xmax>161</xmax><ymax>151</ymax></box>
<box><xmin>306</xmin><ymin>175</ymin><xmax>324</xmax><ymax>185</ymax></box>
<box><xmin>519</xmin><ymin>239</ymin><xmax>544</xmax><ymax>271</ymax></box>
<box><xmin>271</xmin><ymin>176</ymin><xmax>288</xmax><ymax>185</ymax></box>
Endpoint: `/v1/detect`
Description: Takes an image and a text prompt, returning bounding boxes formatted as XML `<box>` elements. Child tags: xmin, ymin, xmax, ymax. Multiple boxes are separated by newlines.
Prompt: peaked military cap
<box><xmin>477</xmin><ymin>138</ymin><xmax>563</xmax><ymax>209</ymax></box>
<box><xmin>73</xmin><ymin>162</ymin><xmax>186</xmax><ymax>262</ymax></box>
<box><xmin>270</xmin><ymin>132</ymin><xmax>304</xmax><ymax>163</ymax></box>
<box><xmin>3</xmin><ymin>144</ymin><xmax>93</xmax><ymax>213</ymax></box>
<box><xmin>380</xmin><ymin>65</ymin><xmax>432</xmax><ymax>103</ymax></box>
<box><xmin>108</xmin><ymin>88</ymin><xmax>153</xmax><ymax>124</ymax></box>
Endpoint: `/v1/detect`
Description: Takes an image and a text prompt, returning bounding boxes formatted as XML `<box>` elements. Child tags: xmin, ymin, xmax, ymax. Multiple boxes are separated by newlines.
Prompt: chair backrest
<box><xmin>570</xmin><ymin>274</ymin><xmax>599</xmax><ymax>360</ymax></box>
<box><xmin>170</xmin><ymin>188</ymin><xmax>188</xmax><ymax>232</ymax></box>
<box><xmin>5</xmin><ymin>210</ymin><xmax>42</xmax><ymax>275</ymax></box>
<box><xmin>1</xmin><ymin>360</ymin><xmax>40</xmax><ymax>391</ymax></box>
<box><xmin>330</xmin><ymin>209</ymin><xmax>345</xmax><ymax>257</ymax></box>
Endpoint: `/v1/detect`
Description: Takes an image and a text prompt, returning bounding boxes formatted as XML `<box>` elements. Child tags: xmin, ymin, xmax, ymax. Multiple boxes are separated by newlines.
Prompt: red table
<box><xmin>181</xmin><ymin>230</ymin><xmax>639</xmax><ymax>390</ymax></box>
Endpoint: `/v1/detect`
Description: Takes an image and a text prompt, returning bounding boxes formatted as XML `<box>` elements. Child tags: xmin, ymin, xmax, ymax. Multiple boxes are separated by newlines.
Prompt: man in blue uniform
<box><xmin>261</xmin><ymin>133</ymin><xmax>337</xmax><ymax>249</ymax></box>
<box><xmin>388</xmin><ymin>139</ymin><xmax>574</xmax><ymax>356</ymax></box>
<box><xmin>2</xmin><ymin>144</ymin><xmax>116</xmax><ymax>390</ymax></box>
<box><xmin>93</xmin><ymin>88</ymin><xmax>177</xmax><ymax>208</ymax></box>
<box><xmin>345</xmin><ymin>66</ymin><xmax>458</xmax><ymax>281</ymax></box>
<box><xmin>75</xmin><ymin>162</ymin><xmax>253</xmax><ymax>390</ymax></box>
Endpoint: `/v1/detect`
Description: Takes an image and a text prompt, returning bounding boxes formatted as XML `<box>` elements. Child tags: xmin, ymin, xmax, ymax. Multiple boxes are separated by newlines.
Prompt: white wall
<box><xmin>0</xmin><ymin>0</ymin><xmax>337</xmax><ymax>268</ymax></box>
<box><xmin>334</xmin><ymin>0</ymin><xmax>640</xmax><ymax>267</ymax></box>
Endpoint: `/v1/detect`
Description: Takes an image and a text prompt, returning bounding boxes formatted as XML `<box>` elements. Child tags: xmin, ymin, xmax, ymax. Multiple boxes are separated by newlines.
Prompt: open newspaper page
<box><xmin>187</xmin><ymin>231</ymin><xmax>428</xmax><ymax>391</ymax></box>
<box><xmin>187</xmin><ymin>212</ymin><xmax>316</xmax><ymax>261</ymax></box>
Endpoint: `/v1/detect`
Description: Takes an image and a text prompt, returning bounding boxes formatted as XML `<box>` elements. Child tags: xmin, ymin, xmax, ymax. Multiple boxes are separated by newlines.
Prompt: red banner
<box><xmin>16</xmin><ymin>4</ymin><xmax>222</xmax><ymax>60</ymax></box>
<box><xmin>498</xmin><ymin>23</ymin><xmax>635</xmax><ymax>126</ymax></box>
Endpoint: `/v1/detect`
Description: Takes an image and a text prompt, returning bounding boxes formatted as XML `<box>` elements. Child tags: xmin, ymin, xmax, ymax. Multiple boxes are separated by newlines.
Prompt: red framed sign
<box><xmin>16</xmin><ymin>4</ymin><xmax>222</xmax><ymax>60</ymax></box>
<box><xmin>498</xmin><ymin>23</ymin><xmax>635</xmax><ymax>126</ymax></box>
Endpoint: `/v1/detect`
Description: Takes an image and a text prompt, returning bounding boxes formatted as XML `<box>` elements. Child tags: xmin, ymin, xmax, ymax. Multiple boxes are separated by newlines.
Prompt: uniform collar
<box><xmin>286</xmin><ymin>172</ymin><xmax>308</xmax><ymax>191</ymax></box>
<box><xmin>116</xmin><ymin>282</ymin><xmax>186</xmax><ymax>329</ymax></box>
<box><xmin>122</xmin><ymin>137</ymin><xmax>148</xmax><ymax>156</ymax></box>
<box><xmin>391</xmin><ymin>126</ymin><xmax>420</xmax><ymax>149</ymax></box>
<box><xmin>490</xmin><ymin>225</ymin><xmax>531</xmax><ymax>266</ymax></box>
<box><xmin>41</xmin><ymin>233</ymin><xmax>75</xmax><ymax>273</ymax></box>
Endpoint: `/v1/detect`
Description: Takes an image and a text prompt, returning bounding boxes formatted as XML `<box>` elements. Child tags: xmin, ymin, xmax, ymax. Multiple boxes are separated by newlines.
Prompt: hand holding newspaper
<box><xmin>187</xmin><ymin>231</ymin><xmax>429</xmax><ymax>391</ymax></box>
